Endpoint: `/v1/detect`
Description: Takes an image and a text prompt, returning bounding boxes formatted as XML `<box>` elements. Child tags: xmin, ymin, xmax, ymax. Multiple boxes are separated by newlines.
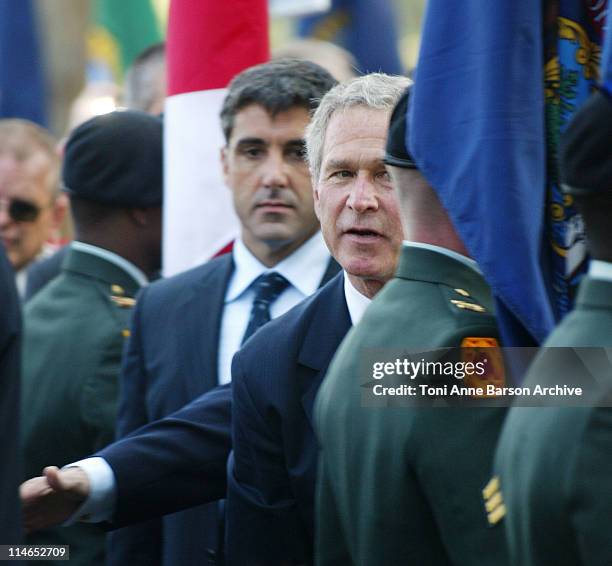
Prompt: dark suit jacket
<box><xmin>495</xmin><ymin>277</ymin><xmax>612</xmax><ymax>566</ymax></box>
<box><xmin>99</xmin><ymin>384</ymin><xmax>233</xmax><ymax>526</ymax></box>
<box><xmin>227</xmin><ymin>271</ymin><xmax>351</xmax><ymax>566</ymax></box>
<box><xmin>110</xmin><ymin>252</ymin><xmax>340</xmax><ymax>566</ymax></box>
<box><xmin>0</xmin><ymin>244</ymin><xmax>22</xmax><ymax>544</ymax></box>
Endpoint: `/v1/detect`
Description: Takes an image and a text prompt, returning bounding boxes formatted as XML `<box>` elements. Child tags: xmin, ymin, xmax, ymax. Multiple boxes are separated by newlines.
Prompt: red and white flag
<box><xmin>164</xmin><ymin>0</ymin><xmax>269</xmax><ymax>276</ymax></box>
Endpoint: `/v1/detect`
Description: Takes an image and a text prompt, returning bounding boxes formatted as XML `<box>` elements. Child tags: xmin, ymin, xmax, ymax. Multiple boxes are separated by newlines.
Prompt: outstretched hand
<box><xmin>20</xmin><ymin>466</ymin><xmax>90</xmax><ymax>533</ymax></box>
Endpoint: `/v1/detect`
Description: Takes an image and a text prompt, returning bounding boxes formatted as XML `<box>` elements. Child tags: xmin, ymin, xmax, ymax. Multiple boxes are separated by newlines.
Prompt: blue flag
<box><xmin>0</xmin><ymin>0</ymin><xmax>47</xmax><ymax>126</ymax></box>
<box><xmin>543</xmin><ymin>1</ymin><xmax>607</xmax><ymax>321</ymax></box>
<box><xmin>298</xmin><ymin>0</ymin><xmax>403</xmax><ymax>75</ymax></box>
<box><xmin>409</xmin><ymin>1</ymin><xmax>555</xmax><ymax>346</ymax></box>
<box><xmin>601</xmin><ymin>4</ymin><xmax>612</xmax><ymax>91</ymax></box>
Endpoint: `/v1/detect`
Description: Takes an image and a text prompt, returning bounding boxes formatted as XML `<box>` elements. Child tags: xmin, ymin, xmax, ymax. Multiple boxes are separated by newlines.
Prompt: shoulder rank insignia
<box><xmin>454</xmin><ymin>288</ymin><xmax>471</xmax><ymax>297</ymax></box>
<box><xmin>450</xmin><ymin>299</ymin><xmax>486</xmax><ymax>313</ymax></box>
<box><xmin>111</xmin><ymin>295</ymin><xmax>136</xmax><ymax>308</ymax></box>
<box><xmin>483</xmin><ymin>476</ymin><xmax>506</xmax><ymax>525</ymax></box>
<box><xmin>111</xmin><ymin>284</ymin><xmax>125</xmax><ymax>295</ymax></box>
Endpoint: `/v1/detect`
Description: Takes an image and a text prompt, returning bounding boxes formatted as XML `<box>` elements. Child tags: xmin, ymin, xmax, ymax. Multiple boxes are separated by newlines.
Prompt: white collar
<box><xmin>225</xmin><ymin>232</ymin><xmax>330</xmax><ymax>303</ymax></box>
<box><xmin>71</xmin><ymin>241</ymin><xmax>148</xmax><ymax>287</ymax></box>
<box><xmin>402</xmin><ymin>241</ymin><xmax>481</xmax><ymax>274</ymax></box>
<box><xmin>343</xmin><ymin>271</ymin><xmax>371</xmax><ymax>325</ymax></box>
<box><xmin>588</xmin><ymin>260</ymin><xmax>612</xmax><ymax>283</ymax></box>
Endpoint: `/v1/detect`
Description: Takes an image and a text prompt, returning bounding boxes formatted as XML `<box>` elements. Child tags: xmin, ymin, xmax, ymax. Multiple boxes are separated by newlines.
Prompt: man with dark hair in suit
<box><xmin>494</xmin><ymin>87</ymin><xmax>612</xmax><ymax>566</ymax></box>
<box><xmin>0</xmin><ymin>242</ymin><xmax>22</xmax><ymax>545</ymax></box>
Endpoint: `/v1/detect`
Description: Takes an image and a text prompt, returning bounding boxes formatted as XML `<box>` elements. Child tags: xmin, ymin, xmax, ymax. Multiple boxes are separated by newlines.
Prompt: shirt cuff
<box><xmin>62</xmin><ymin>457</ymin><xmax>117</xmax><ymax>525</ymax></box>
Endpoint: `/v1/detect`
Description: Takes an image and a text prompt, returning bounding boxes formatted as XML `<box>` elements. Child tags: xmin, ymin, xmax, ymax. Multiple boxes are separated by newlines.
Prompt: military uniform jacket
<box><xmin>315</xmin><ymin>245</ymin><xmax>508</xmax><ymax>566</ymax></box>
<box><xmin>21</xmin><ymin>247</ymin><xmax>140</xmax><ymax>566</ymax></box>
<box><xmin>494</xmin><ymin>276</ymin><xmax>612</xmax><ymax>566</ymax></box>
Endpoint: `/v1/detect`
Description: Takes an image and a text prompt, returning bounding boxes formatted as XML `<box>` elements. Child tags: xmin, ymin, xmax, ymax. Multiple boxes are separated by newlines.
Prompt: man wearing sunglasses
<box><xmin>0</xmin><ymin>119</ymin><xmax>67</xmax><ymax>297</ymax></box>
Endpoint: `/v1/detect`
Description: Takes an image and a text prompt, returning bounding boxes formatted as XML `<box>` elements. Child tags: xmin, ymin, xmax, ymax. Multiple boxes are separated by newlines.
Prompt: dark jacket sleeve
<box><xmin>0</xmin><ymin>245</ymin><xmax>22</xmax><ymax>544</ymax></box>
<box><xmin>98</xmin><ymin>383</ymin><xmax>232</xmax><ymax>528</ymax></box>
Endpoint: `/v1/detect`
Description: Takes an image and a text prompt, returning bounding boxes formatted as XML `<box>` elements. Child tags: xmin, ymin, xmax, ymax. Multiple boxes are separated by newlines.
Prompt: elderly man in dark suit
<box><xmin>314</xmin><ymin>89</ymin><xmax>507</xmax><ymax>566</ymax></box>
<box><xmin>103</xmin><ymin>59</ymin><xmax>339</xmax><ymax>566</ymax></box>
<box><xmin>493</xmin><ymin>87</ymin><xmax>612</xmax><ymax>566</ymax></box>
<box><xmin>0</xmin><ymin>242</ymin><xmax>22</xmax><ymax>545</ymax></box>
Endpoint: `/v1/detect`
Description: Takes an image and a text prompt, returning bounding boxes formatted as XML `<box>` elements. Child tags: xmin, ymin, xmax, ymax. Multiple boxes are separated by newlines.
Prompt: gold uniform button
<box><xmin>111</xmin><ymin>284</ymin><xmax>125</xmax><ymax>295</ymax></box>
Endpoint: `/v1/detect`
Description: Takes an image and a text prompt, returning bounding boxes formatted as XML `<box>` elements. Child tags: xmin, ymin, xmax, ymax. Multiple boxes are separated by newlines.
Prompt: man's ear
<box><xmin>220</xmin><ymin>146</ymin><xmax>230</xmax><ymax>185</ymax></box>
<box><xmin>51</xmin><ymin>193</ymin><xmax>68</xmax><ymax>229</ymax></box>
<box><xmin>313</xmin><ymin>184</ymin><xmax>322</xmax><ymax>221</ymax></box>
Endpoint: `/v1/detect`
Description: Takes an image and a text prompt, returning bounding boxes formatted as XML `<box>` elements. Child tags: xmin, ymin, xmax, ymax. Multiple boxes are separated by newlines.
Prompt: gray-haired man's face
<box><xmin>314</xmin><ymin>106</ymin><xmax>404</xmax><ymax>289</ymax></box>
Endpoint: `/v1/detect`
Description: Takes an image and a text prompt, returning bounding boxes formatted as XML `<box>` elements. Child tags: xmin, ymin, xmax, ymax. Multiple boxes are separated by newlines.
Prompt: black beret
<box><xmin>62</xmin><ymin>110</ymin><xmax>163</xmax><ymax>207</ymax></box>
<box><xmin>559</xmin><ymin>88</ymin><xmax>612</xmax><ymax>196</ymax></box>
<box><xmin>384</xmin><ymin>87</ymin><xmax>417</xmax><ymax>169</ymax></box>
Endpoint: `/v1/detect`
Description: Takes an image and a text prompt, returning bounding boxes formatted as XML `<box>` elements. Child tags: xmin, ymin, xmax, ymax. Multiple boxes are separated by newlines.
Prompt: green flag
<box><xmin>88</xmin><ymin>0</ymin><xmax>162</xmax><ymax>80</ymax></box>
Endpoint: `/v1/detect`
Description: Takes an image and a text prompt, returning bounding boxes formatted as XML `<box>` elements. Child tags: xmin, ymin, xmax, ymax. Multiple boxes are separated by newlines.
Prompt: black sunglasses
<box><xmin>1</xmin><ymin>198</ymin><xmax>44</xmax><ymax>222</ymax></box>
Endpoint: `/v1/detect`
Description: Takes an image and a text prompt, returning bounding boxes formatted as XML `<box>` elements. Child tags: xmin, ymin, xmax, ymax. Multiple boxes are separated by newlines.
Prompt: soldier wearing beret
<box><xmin>21</xmin><ymin>110</ymin><xmax>163</xmax><ymax>565</ymax></box>
<box><xmin>493</xmin><ymin>87</ymin><xmax>612</xmax><ymax>565</ymax></box>
<box><xmin>314</xmin><ymin>89</ymin><xmax>508</xmax><ymax>565</ymax></box>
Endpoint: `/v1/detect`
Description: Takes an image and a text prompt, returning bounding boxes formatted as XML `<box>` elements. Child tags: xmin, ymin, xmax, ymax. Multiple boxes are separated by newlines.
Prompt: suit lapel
<box><xmin>318</xmin><ymin>257</ymin><xmax>342</xmax><ymax>288</ymax></box>
<box><xmin>298</xmin><ymin>273</ymin><xmax>352</xmax><ymax>429</ymax></box>
<box><xmin>182</xmin><ymin>255</ymin><xmax>234</xmax><ymax>397</ymax></box>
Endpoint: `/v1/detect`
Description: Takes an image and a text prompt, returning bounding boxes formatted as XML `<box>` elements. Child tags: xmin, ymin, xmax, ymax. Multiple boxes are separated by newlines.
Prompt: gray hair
<box><xmin>305</xmin><ymin>73</ymin><xmax>412</xmax><ymax>183</ymax></box>
<box><xmin>0</xmin><ymin>119</ymin><xmax>60</xmax><ymax>196</ymax></box>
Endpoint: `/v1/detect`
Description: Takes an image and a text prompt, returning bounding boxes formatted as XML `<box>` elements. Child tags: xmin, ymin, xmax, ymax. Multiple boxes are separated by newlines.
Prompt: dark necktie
<box><xmin>241</xmin><ymin>271</ymin><xmax>290</xmax><ymax>345</ymax></box>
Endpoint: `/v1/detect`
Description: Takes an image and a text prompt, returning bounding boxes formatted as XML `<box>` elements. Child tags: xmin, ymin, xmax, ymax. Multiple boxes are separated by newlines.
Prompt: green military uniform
<box><xmin>493</xmin><ymin>276</ymin><xmax>612</xmax><ymax>566</ymax></box>
<box><xmin>315</xmin><ymin>244</ymin><xmax>508</xmax><ymax>565</ymax></box>
<box><xmin>21</xmin><ymin>246</ymin><xmax>140</xmax><ymax>565</ymax></box>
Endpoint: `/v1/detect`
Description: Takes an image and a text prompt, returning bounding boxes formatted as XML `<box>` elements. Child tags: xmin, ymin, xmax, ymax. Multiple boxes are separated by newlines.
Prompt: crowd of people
<box><xmin>1</xmin><ymin>35</ymin><xmax>611</xmax><ymax>566</ymax></box>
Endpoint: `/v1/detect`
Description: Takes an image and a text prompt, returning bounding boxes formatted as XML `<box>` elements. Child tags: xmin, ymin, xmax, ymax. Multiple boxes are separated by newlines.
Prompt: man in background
<box><xmin>122</xmin><ymin>42</ymin><xmax>166</xmax><ymax>115</ymax></box>
<box><xmin>0</xmin><ymin>119</ymin><xmax>66</xmax><ymax>298</ymax></box>
<box><xmin>21</xmin><ymin>110</ymin><xmax>163</xmax><ymax>566</ymax></box>
<box><xmin>272</xmin><ymin>39</ymin><xmax>357</xmax><ymax>82</ymax></box>
<box><xmin>106</xmin><ymin>58</ymin><xmax>339</xmax><ymax>566</ymax></box>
